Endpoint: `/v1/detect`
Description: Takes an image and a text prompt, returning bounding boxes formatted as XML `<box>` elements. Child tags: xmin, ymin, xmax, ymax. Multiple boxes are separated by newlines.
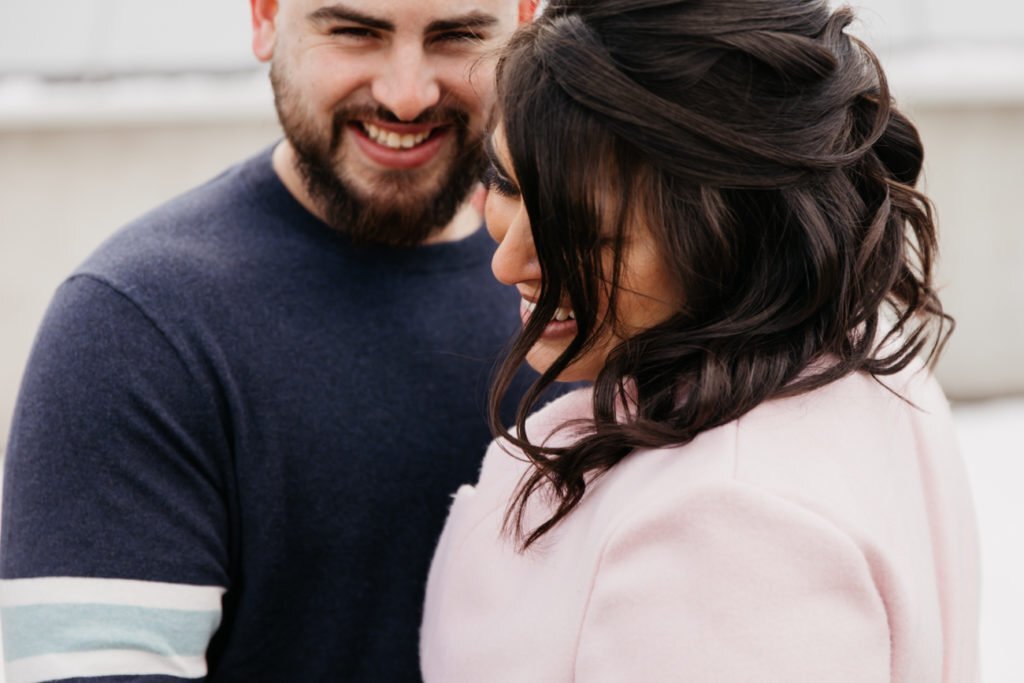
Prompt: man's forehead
<box><xmin>294</xmin><ymin>0</ymin><xmax>520</xmax><ymax>27</ymax></box>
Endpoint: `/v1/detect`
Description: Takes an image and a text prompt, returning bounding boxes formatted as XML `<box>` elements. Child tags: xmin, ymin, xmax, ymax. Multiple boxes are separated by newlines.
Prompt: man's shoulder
<box><xmin>34</xmin><ymin>146</ymin><xmax>310</xmax><ymax>357</ymax></box>
<box><xmin>79</xmin><ymin>149</ymin><xmax>273</xmax><ymax>285</ymax></box>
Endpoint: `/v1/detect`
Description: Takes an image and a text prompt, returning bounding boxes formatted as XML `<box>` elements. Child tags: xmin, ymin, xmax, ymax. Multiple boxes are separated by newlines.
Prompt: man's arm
<box><xmin>2</xmin><ymin>275</ymin><xmax>232</xmax><ymax>682</ymax></box>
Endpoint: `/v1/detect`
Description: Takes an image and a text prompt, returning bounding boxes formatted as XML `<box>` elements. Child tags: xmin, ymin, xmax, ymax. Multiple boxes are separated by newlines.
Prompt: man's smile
<box><xmin>348</xmin><ymin>120</ymin><xmax>451</xmax><ymax>169</ymax></box>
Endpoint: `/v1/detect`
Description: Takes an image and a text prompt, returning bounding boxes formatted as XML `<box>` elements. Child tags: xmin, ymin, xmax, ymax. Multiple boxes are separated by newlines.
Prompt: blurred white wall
<box><xmin>0</xmin><ymin>1</ymin><xmax>253</xmax><ymax>76</ymax></box>
<box><xmin>912</xmin><ymin>104</ymin><xmax>1024</xmax><ymax>399</ymax></box>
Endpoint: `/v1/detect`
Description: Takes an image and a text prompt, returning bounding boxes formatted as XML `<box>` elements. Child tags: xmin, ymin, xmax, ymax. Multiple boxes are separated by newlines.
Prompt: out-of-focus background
<box><xmin>0</xmin><ymin>0</ymin><xmax>1021</xmax><ymax>680</ymax></box>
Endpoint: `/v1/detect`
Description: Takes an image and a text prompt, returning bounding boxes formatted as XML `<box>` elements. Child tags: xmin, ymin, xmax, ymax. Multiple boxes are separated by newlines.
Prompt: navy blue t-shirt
<box><xmin>1</xmin><ymin>148</ymin><xmax>544</xmax><ymax>681</ymax></box>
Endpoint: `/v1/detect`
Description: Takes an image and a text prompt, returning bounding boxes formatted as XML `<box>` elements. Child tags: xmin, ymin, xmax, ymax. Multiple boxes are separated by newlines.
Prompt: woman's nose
<box><xmin>490</xmin><ymin>209</ymin><xmax>541</xmax><ymax>287</ymax></box>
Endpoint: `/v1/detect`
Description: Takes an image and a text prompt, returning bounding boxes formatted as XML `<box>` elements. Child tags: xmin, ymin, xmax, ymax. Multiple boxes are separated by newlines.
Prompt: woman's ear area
<box><xmin>518</xmin><ymin>0</ymin><xmax>540</xmax><ymax>24</ymax></box>
<box><xmin>251</xmin><ymin>0</ymin><xmax>279</xmax><ymax>63</ymax></box>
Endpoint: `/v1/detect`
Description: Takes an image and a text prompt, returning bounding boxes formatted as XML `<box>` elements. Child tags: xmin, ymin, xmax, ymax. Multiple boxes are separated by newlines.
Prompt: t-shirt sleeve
<box><xmin>574</xmin><ymin>482</ymin><xmax>891</xmax><ymax>682</ymax></box>
<box><xmin>1</xmin><ymin>275</ymin><xmax>232</xmax><ymax>682</ymax></box>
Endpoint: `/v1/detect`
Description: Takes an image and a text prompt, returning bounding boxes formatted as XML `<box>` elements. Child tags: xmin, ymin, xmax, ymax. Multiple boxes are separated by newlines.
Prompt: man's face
<box><xmin>258</xmin><ymin>0</ymin><xmax>521</xmax><ymax>246</ymax></box>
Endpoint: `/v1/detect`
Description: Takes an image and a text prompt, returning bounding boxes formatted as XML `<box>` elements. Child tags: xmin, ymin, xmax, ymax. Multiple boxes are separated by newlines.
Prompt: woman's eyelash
<box><xmin>482</xmin><ymin>165</ymin><xmax>521</xmax><ymax>198</ymax></box>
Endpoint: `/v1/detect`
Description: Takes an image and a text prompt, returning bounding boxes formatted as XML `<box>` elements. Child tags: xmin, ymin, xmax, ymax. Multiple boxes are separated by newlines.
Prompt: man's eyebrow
<box><xmin>307</xmin><ymin>4</ymin><xmax>394</xmax><ymax>32</ymax></box>
<box><xmin>426</xmin><ymin>12</ymin><xmax>500</xmax><ymax>34</ymax></box>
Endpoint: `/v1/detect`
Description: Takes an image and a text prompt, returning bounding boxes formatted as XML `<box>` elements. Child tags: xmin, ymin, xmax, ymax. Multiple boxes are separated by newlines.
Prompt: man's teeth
<box><xmin>363</xmin><ymin>123</ymin><xmax>430</xmax><ymax>149</ymax></box>
<box><xmin>523</xmin><ymin>299</ymin><xmax>576</xmax><ymax>321</ymax></box>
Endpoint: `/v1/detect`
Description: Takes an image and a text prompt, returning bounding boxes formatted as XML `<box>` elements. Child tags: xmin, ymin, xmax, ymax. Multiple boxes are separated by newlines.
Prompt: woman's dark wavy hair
<box><xmin>488</xmin><ymin>0</ymin><xmax>952</xmax><ymax>549</ymax></box>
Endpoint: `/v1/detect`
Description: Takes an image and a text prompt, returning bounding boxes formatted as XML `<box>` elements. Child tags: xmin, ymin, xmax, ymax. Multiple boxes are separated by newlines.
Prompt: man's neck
<box><xmin>271</xmin><ymin>140</ymin><xmax>481</xmax><ymax>246</ymax></box>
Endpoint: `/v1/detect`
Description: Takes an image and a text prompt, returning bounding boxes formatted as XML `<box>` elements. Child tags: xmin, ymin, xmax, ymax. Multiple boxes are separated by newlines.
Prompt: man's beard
<box><xmin>270</xmin><ymin>61</ymin><xmax>486</xmax><ymax>247</ymax></box>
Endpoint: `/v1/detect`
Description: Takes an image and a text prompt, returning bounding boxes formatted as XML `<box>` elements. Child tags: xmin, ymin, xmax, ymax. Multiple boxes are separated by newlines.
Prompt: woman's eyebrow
<box><xmin>484</xmin><ymin>137</ymin><xmax>512</xmax><ymax>178</ymax></box>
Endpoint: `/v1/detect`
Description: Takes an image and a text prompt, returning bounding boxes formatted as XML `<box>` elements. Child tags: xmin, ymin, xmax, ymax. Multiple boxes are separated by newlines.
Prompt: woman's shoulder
<box><xmin>521</xmin><ymin>384</ymin><xmax>596</xmax><ymax>444</ymax></box>
<box><xmin>474</xmin><ymin>364</ymin><xmax>959</xmax><ymax>539</ymax></box>
<box><xmin>730</xmin><ymin>362</ymin><xmax>952</xmax><ymax>472</ymax></box>
<box><xmin>610</xmin><ymin>364</ymin><xmax>961</xmax><ymax>566</ymax></box>
<box><xmin>582</xmin><ymin>363</ymin><xmax>955</xmax><ymax>535</ymax></box>
<box><xmin>575</xmin><ymin>365</ymin><xmax>973</xmax><ymax>680</ymax></box>
<box><xmin>473</xmin><ymin>385</ymin><xmax>595</xmax><ymax>497</ymax></box>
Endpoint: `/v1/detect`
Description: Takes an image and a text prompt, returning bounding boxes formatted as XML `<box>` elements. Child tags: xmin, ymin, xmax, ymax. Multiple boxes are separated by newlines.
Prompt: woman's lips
<box><xmin>520</xmin><ymin>299</ymin><xmax>578</xmax><ymax>339</ymax></box>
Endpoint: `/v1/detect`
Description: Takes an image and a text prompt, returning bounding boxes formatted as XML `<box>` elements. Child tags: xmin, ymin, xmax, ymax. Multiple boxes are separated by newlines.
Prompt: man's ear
<box><xmin>251</xmin><ymin>0</ymin><xmax>279</xmax><ymax>62</ymax></box>
<box><xmin>518</xmin><ymin>0</ymin><xmax>539</xmax><ymax>23</ymax></box>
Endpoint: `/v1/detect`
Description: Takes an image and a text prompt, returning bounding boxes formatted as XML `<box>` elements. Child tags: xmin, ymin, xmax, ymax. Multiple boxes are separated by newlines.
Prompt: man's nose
<box><xmin>371</xmin><ymin>44</ymin><xmax>441</xmax><ymax>122</ymax></box>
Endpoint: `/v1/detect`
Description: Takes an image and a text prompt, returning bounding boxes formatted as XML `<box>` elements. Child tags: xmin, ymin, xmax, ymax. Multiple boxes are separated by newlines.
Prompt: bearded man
<box><xmin>0</xmin><ymin>1</ymin><xmax>539</xmax><ymax>681</ymax></box>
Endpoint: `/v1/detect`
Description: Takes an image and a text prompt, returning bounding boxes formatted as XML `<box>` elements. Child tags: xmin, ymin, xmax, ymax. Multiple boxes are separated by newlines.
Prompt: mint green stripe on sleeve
<box><xmin>2</xmin><ymin>604</ymin><xmax>221</xmax><ymax>661</ymax></box>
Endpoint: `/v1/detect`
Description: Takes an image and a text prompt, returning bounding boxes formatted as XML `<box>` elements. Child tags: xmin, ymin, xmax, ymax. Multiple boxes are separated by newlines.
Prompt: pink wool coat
<box><xmin>420</xmin><ymin>365</ymin><xmax>980</xmax><ymax>682</ymax></box>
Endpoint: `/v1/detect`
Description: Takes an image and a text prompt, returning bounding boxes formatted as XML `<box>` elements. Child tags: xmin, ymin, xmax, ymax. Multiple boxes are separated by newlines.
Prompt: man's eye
<box><xmin>330</xmin><ymin>26</ymin><xmax>378</xmax><ymax>39</ymax></box>
<box><xmin>482</xmin><ymin>166</ymin><xmax>521</xmax><ymax>198</ymax></box>
<box><xmin>433</xmin><ymin>30</ymin><xmax>483</xmax><ymax>44</ymax></box>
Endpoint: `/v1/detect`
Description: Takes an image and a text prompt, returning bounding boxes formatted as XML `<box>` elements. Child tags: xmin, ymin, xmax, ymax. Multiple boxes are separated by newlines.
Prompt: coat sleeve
<box><xmin>574</xmin><ymin>482</ymin><xmax>892</xmax><ymax>682</ymax></box>
<box><xmin>1</xmin><ymin>275</ymin><xmax>231</xmax><ymax>683</ymax></box>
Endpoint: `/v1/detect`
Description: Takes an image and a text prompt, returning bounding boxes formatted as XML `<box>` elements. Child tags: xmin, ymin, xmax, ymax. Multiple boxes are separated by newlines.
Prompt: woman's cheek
<box><xmin>484</xmin><ymin>193</ymin><xmax>515</xmax><ymax>244</ymax></box>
